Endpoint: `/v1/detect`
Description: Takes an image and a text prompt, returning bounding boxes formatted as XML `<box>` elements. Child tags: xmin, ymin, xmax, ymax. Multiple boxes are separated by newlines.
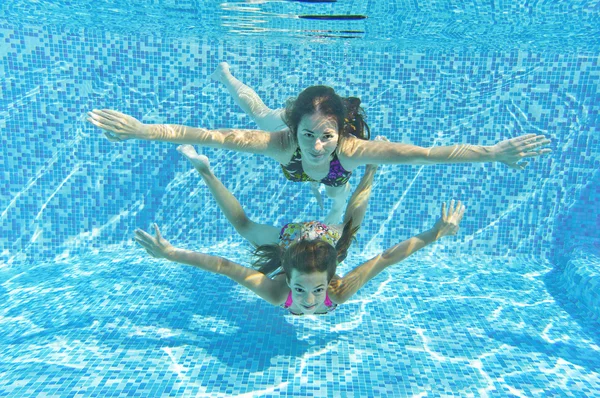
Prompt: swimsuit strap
<box><xmin>324</xmin><ymin>292</ymin><xmax>333</xmax><ymax>307</ymax></box>
<box><xmin>283</xmin><ymin>291</ymin><xmax>293</xmax><ymax>309</ymax></box>
<box><xmin>280</xmin><ymin>147</ymin><xmax>352</xmax><ymax>187</ymax></box>
<box><xmin>282</xmin><ymin>291</ymin><xmax>335</xmax><ymax>311</ymax></box>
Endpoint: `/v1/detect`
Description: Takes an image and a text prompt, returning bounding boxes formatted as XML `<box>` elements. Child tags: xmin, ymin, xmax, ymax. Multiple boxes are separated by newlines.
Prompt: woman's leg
<box><xmin>177</xmin><ymin>145</ymin><xmax>280</xmax><ymax>247</ymax></box>
<box><xmin>323</xmin><ymin>183</ymin><xmax>351</xmax><ymax>225</ymax></box>
<box><xmin>210</xmin><ymin>62</ymin><xmax>287</xmax><ymax>132</ymax></box>
<box><xmin>334</xmin><ymin>136</ymin><xmax>386</xmax><ymax>228</ymax></box>
<box><xmin>341</xmin><ymin>164</ymin><xmax>379</xmax><ymax>228</ymax></box>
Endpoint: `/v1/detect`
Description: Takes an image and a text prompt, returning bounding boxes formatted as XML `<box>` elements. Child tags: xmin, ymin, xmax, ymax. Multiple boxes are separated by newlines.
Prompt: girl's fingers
<box><xmin>454</xmin><ymin>200</ymin><xmax>461</xmax><ymax>215</ymax></box>
<box><xmin>134</xmin><ymin>229</ymin><xmax>155</xmax><ymax>244</ymax></box>
<box><xmin>441</xmin><ymin>201</ymin><xmax>447</xmax><ymax>219</ymax></box>
<box><xmin>134</xmin><ymin>237</ymin><xmax>154</xmax><ymax>252</ymax></box>
<box><xmin>153</xmin><ymin>224</ymin><xmax>163</xmax><ymax>239</ymax></box>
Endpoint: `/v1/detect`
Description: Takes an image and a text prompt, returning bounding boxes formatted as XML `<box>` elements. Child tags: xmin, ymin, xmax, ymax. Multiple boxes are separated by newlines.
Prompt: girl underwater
<box><xmin>133</xmin><ymin>144</ymin><xmax>465</xmax><ymax>316</ymax></box>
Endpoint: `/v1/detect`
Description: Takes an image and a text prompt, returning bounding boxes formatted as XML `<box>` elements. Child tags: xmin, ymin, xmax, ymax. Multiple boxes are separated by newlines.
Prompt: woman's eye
<box><xmin>295</xmin><ymin>288</ymin><xmax>304</xmax><ymax>293</ymax></box>
<box><xmin>314</xmin><ymin>288</ymin><xmax>324</xmax><ymax>294</ymax></box>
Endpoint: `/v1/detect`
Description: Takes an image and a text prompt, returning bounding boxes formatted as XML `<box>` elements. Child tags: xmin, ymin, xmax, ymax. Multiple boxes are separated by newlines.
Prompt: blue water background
<box><xmin>1</xmin><ymin>1</ymin><xmax>599</xmax><ymax>396</ymax></box>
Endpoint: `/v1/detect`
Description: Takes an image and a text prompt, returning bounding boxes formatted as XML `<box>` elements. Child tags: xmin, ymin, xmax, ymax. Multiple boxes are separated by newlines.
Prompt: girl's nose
<box><xmin>314</xmin><ymin>139</ymin><xmax>324</xmax><ymax>151</ymax></box>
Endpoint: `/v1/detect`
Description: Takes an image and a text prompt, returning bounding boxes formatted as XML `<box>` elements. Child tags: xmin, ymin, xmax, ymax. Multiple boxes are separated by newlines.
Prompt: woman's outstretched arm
<box><xmin>328</xmin><ymin>200</ymin><xmax>465</xmax><ymax>304</ymax></box>
<box><xmin>340</xmin><ymin>134</ymin><xmax>552</xmax><ymax>170</ymax></box>
<box><xmin>134</xmin><ymin>224</ymin><xmax>289</xmax><ymax>305</ymax></box>
<box><xmin>87</xmin><ymin>109</ymin><xmax>293</xmax><ymax>162</ymax></box>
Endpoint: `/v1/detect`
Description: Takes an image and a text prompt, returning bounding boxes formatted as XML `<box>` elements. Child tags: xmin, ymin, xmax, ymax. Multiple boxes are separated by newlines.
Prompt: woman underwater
<box><xmin>88</xmin><ymin>75</ymin><xmax>550</xmax><ymax>224</ymax></box>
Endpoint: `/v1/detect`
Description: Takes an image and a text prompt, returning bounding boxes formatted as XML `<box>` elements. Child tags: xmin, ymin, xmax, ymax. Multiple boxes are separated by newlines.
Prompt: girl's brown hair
<box><xmin>251</xmin><ymin>218</ymin><xmax>359</xmax><ymax>282</ymax></box>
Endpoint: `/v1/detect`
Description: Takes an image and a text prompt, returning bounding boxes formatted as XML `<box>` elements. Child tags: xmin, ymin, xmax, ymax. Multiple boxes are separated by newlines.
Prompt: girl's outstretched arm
<box><xmin>340</xmin><ymin>134</ymin><xmax>551</xmax><ymax>170</ymax></box>
<box><xmin>329</xmin><ymin>200</ymin><xmax>466</xmax><ymax>304</ymax></box>
<box><xmin>134</xmin><ymin>224</ymin><xmax>289</xmax><ymax>306</ymax></box>
<box><xmin>87</xmin><ymin>109</ymin><xmax>294</xmax><ymax>163</ymax></box>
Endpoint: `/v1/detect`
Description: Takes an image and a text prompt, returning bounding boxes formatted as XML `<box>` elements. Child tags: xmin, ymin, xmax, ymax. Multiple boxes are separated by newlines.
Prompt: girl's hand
<box><xmin>134</xmin><ymin>224</ymin><xmax>176</xmax><ymax>259</ymax></box>
<box><xmin>432</xmin><ymin>200</ymin><xmax>465</xmax><ymax>239</ymax></box>
<box><xmin>87</xmin><ymin>109</ymin><xmax>150</xmax><ymax>142</ymax></box>
<box><xmin>492</xmin><ymin>134</ymin><xmax>552</xmax><ymax>170</ymax></box>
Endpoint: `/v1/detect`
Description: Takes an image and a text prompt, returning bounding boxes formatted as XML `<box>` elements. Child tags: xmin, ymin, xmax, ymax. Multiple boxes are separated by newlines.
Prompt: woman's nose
<box><xmin>314</xmin><ymin>139</ymin><xmax>324</xmax><ymax>151</ymax></box>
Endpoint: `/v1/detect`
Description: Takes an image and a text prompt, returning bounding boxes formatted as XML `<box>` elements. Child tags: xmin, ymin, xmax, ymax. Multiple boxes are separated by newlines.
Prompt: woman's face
<box><xmin>296</xmin><ymin>112</ymin><xmax>339</xmax><ymax>165</ymax></box>
<box><xmin>288</xmin><ymin>269</ymin><xmax>329</xmax><ymax>315</ymax></box>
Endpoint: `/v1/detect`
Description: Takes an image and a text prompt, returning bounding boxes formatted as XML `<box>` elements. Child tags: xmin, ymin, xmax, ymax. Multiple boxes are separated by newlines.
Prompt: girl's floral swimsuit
<box><xmin>280</xmin><ymin>147</ymin><xmax>352</xmax><ymax>187</ymax></box>
<box><xmin>278</xmin><ymin>221</ymin><xmax>341</xmax><ymax>315</ymax></box>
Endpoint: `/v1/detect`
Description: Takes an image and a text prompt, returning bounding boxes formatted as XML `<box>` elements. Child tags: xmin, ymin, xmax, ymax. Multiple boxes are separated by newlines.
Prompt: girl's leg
<box><xmin>177</xmin><ymin>145</ymin><xmax>280</xmax><ymax>247</ymax></box>
<box><xmin>210</xmin><ymin>62</ymin><xmax>287</xmax><ymax>132</ymax></box>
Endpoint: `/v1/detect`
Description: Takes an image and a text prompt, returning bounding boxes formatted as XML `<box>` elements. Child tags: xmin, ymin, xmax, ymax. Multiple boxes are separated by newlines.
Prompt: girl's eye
<box><xmin>314</xmin><ymin>288</ymin><xmax>324</xmax><ymax>294</ymax></box>
<box><xmin>295</xmin><ymin>288</ymin><xmax>304</xmax><ymax>293</ymax></box>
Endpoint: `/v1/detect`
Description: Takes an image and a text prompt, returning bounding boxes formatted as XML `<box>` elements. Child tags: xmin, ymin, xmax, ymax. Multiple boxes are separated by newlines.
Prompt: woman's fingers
<box><xmin>104</xmin><ymin>132</ymin><xmax>123</xmax><ymax>142</ymax></box>
<box><xmin>516</xmin><ymin>134</ymin><xmax>537</xmax><ymax>142</ymax></box>
<box><xmin>92</xmin><ymin>109</ymin><xmax>123</xmax><ymax>122</ymax></box>
<box><xmin>103</xmin><ymin>109</ymin><xmax>127</xmax><ymax>118</ymax></box>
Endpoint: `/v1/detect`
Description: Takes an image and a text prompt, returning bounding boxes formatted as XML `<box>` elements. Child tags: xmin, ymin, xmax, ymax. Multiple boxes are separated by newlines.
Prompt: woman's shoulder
<box><xmin>269</xmin><ymin>129</ymin><xmax>297</xmax><ymax>163</ymax></box>
<box><xmin>337</xmin><ymin>135</ymin><xmax>368</xmax><ymax>170</ymax></box>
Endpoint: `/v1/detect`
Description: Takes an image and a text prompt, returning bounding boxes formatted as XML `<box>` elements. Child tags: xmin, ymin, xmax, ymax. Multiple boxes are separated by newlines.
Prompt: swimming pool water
<box><xmin>1</xmin><ymin>1</ymin><xmax>599</xmax><ymax>397</ymax></box>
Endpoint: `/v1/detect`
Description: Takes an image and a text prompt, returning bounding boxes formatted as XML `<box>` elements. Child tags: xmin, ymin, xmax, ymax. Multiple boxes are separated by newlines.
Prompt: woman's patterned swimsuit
<box><xmin>280</xmin><ymin>147</ymin><xmax>352</xmax><ymax>187</ymax></box>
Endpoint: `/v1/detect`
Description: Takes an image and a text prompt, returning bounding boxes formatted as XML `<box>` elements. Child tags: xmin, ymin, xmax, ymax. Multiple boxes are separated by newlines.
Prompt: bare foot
<box><xmin>324</xmin><ymin>202</ymin><xmax>344</xmax><ymax>225</ymax></box>
<box><xmin>177</xmin><ymin>145</ymin><xmax>210</xmax><ymax>172</ymax></box>
<box><xmin>310</xmin><ymin>181</ymin><xmax>324</xmax><ymax>210</ymax></box>
<box><xmin>210</xmin><ymin>62</ymin><xmax>231</xmax><ymax>83</ymax></box>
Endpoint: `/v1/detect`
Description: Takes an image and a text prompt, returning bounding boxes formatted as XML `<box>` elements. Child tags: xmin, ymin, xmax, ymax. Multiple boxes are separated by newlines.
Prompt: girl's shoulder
<box><xmin>271</xmin><ymin>273</ymin><xmax>291</xmax><ymax>305</ymax></box>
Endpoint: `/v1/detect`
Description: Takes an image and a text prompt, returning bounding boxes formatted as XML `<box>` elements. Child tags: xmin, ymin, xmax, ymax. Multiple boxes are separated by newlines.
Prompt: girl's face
<box><xmin>297</xmin><ymin>112</ymin><xmax>339</xmax><ymax>166</ymax></box>
<box><xmin>288</xmin><ymin>269</ymin><xmax>329</xmax><ymax>315</ymax></box>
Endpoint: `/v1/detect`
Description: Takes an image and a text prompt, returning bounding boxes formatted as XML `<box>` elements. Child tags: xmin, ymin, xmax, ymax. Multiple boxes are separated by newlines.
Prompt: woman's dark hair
<box><xmin>284</xmin><ymin>86</ymin><xmax>370</xmax><ymax>142</ymax></box>
<box><xmin>343</xmin><ymin>97</ymin><xmax>371</xmax><ymax>140</ymax></box>
<box><xmin>251</xmin><ymin>218</ymin><xmax>359</xmax><ymax>282</ymax></box>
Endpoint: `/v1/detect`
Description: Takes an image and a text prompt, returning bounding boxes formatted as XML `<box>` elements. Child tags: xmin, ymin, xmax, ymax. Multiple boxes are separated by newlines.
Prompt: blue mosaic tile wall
<box><xmin>1</xmin><ymin>20</ymin><xmax>600</xmax><ymax>398</ymax></box>
<box><xmin>1</xmin><ymin>24</ymin><xmax>598</xmax><ymax>266</ymax></box>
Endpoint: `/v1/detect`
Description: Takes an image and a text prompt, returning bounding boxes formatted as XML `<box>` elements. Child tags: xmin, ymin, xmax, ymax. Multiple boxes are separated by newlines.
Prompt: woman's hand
<box><xmin>87</xmin><ymin>109</ymin><xmax>151</xmax><ymax>142</ymax></box>
<box><xmin>432</xmin><ymin>200</ymin><xmax>465</xmax><ymax>239</ymax></box>
<box><xmin>492</xmin><ymin>134</ymin><xmax>552</xmax><ymax>170</ymax></box>
<box><xmin>134</xmin><ymin>224</ymin><xmax>176</xmax><ymax>259</ymax></box>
